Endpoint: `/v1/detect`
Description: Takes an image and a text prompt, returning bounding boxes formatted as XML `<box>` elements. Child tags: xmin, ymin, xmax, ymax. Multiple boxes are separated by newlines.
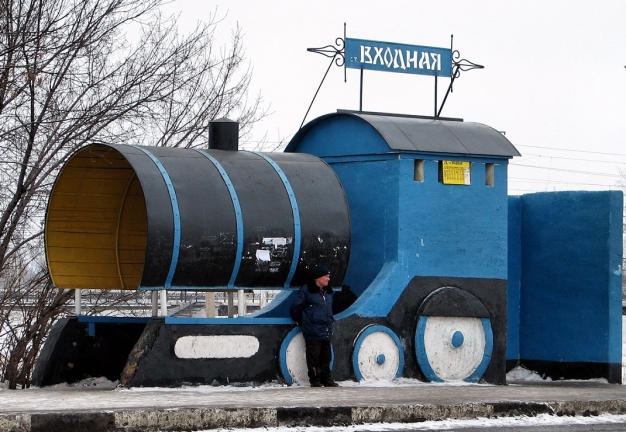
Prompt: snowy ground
<box><xmin>204</xmin><ymin>414</ymin><xmax>626</xmax><ymax>431</ymax></box>
<box><xmin>1</xmin><ymin>365</ymin><xmax>610</xmax><ymax>432</ymax></box>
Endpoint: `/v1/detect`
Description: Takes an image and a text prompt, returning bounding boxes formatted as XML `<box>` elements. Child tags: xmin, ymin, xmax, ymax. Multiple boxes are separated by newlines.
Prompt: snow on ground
<box><xmin>15</xmin><ymin>370</ymin><xmax>620</xmax><ymax>432</ymax></box>
<box><xmin>122</xmin><ymin>377</ymin><xmax>489</xmax><ymax>397</ymax></box>
<box><xmin>204</xmin><ymin>414</ymin><xmax>626</xmax><ymax>431</ymax></box>
<box><xmin>48</xmin><ymin>376</ymin><xmax>119</xmax><ymax>389</ymax></box>
<box><xmin>0</xmin><ymin>365</ymin><xmax>563</xmax><ymax>394</ymax></box>
<box><xmin>13</xmin><ymin>364</ymin><xmax>600</xmax><ymax>395</ymax></box>
<box><xmin>505</xmin><ymin>365</ymin><xmax>551</xmax><ymax>382</ymax></box>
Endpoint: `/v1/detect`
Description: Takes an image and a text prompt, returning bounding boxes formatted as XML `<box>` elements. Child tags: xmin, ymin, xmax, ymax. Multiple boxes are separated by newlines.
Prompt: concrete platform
<box><xmin>2</xmin><ymin>380</ymin><xmax>626</xmax><ymax>432</ymax></box>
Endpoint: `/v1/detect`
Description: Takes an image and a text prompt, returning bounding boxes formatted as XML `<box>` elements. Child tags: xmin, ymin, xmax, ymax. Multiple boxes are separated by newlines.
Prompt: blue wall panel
<box><xmin>507</xmin><ymin>196</ymin><xmax>522</xmax><ymax>361</ymax></box>
<box><xmin>330</xmin><ymin>160</ymin><xmax>395</xmax><ymax>295</ymax></box>
<box><xmin>397</xmin><ymin>159</ymin><xmax>509</xmax><ymax>280</ymax></box>
<box><xmin>518</xmin><ymin>191</ymin><xmax>623</xmax><ymax>364</ymax></box>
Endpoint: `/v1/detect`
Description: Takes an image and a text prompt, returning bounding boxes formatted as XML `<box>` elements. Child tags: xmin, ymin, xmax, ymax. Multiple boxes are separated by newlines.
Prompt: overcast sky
<box><xmin>160</xmin><ymin>0</ymin><xmax>626</xmax><ymax>195</ymax></box>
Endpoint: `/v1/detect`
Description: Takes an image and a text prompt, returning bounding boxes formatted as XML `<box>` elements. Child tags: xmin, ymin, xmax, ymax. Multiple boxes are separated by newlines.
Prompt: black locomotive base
<box><xmin>32</xmin><ymin>316</ymin><xmax>149</xmax><ymax>387</ymax></box>
<box><xmin>33</xmin><ymin>276</ymin><xmax>510</xmax><ymax>388</ymax></box>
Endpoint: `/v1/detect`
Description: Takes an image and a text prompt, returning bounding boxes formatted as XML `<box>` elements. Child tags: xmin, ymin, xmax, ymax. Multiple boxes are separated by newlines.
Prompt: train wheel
<box><xmin>279</xmin><ymin>327</ymin><xmax>308</xmax><ymax>385</ymax></box>
<box><xmin>352</xmin><ymin>325</ymin><xmax>404</xmax><ymax>381</ymax></box>
<box><xmin>415</xmin><ymin>316</ymin><xmax>493</xmax><ymax>382</ymax></box>
<box><xmin>279</xmin><ymin>327</ymin><xmax>335</xmax><ymax>385</ymax></box>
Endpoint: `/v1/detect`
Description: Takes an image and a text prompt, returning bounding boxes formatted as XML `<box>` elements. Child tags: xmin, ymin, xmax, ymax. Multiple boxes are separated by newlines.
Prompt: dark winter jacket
<box><xmin>289</xmin><ymin>281</ymin><xmax>334</xmax><ymax>341</ymax></box>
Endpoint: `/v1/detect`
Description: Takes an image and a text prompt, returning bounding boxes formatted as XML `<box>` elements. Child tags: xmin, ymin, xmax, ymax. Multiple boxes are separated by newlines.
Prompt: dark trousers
<box><xmin>304</xmin><ymin>339</ymin><xmax>332</xmax><ymax>383</ymax></box>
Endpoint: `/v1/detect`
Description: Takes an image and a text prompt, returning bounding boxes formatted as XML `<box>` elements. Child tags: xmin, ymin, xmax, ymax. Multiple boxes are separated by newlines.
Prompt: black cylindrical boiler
<box><xmin>45</xmin><ymin>144</ymin><xmax>350</xmax><ymax>291</ymax></box>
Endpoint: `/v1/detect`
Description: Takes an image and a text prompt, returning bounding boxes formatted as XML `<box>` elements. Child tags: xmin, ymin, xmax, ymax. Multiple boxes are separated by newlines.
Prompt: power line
<box><xmin>515</xmin><ymin>144</ymin><xmax>626</xmax><ymax>158</ymax></box>
<box><xmin>510</xmin><ymin>163</ymin><xmax>622</xmax><ymax>178</ymax></box>
<box><xmin>509</xmin><ymin>177</ymin><xmax>622</xmax><ymax>188</ymax></box>
<box><xmin>518</xmin><ymin>152</ymin><xmax>625</xmax><ymax>165</ymax></box>
<box><xmin>508</xmin><ymin>184</ymin><xmax>623</xmax><ymax>192</ymax></box>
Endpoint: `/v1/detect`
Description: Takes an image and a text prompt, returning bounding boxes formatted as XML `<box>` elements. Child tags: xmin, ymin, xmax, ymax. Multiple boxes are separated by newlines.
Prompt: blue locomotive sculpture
<box><xmin>34</xmin><ymin>112</ymin><xmax>623</xmax><ymax>387</ymax></box>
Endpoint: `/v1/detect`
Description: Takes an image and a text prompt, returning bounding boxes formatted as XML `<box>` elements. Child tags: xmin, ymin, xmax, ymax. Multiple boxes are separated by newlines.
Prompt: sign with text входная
<box><xmin>345</xmin><ymin>38</ymin><xmax>452</xmax><ymax>77</ymax></box>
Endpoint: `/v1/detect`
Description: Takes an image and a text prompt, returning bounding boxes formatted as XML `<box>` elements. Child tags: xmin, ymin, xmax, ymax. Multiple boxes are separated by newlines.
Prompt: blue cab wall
<box><xmin>292</xmin><ymin>115</ymin><xmax>511</xmax><ymax>295</ymax></box>
<box><xmin>507</xmin><ymin>190</ymin><xmax>623</xmax><ymax>382</ymax></box>
<box><xmin>396</xmin><ymin>158</ymin><xmax>508</xmax><ymax>280</ymax></box>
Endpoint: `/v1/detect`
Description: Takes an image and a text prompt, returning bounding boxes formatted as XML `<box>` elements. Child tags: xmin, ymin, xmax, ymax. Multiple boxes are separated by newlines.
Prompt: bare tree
<box><xmin>0</xmin><ymin>0</ymin><xmax>266</xmax><ymax>389</ymax></box>
<box><xmin>0</xmin><ymin>242</ymin><xmax>72</xmax><ymax>388</ymax></box>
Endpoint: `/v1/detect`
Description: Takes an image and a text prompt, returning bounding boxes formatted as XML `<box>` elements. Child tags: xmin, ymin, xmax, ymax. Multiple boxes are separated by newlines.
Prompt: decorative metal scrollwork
<box><xmin>452</xmin><ymin>50</ymin><xmax>484</xmax><ymax>75</ymax></box>
<box><xmin>307</xmin><ymin>37</ymin><xmax>345</xmax><ymax>67</ymax></box>
<box><xmin>301</xmin><ymin>36</ymin><xmax>346</xmax><ymax>129</ymax></box>
<box><xmin>436</xmin><ymin>47</ymin><xmax>484</xmax><ymax>118</ymax></box>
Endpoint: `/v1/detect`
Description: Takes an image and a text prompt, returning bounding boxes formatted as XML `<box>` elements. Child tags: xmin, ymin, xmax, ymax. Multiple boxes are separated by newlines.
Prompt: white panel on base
<box><xmin>174</xmin><ymin>335</ymin><xmax>259</xmax><ymax>359</ymax></box>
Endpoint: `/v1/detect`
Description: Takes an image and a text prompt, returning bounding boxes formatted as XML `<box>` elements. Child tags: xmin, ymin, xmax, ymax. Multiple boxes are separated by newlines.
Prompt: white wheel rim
<box><xmin>353</xmin><ymin>326</ymin><xmax>403</xmax><ymax>381</ymax></box>
<box><xmin>284</xmin><ymin>331</ymin><xmax>309</xmax><ymax>385</ymax></box>
<box><xmin>421</xmin><ymin>316</ymin><xmax>486</xmax><ymax>381</ymax></box>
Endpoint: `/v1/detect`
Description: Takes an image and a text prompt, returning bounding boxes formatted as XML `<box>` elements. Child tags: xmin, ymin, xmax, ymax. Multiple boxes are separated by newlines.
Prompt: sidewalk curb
<box><xmin>2</xmin><ymin>400</ymin><xmax>626</xmax><ymax>432</ymax></box>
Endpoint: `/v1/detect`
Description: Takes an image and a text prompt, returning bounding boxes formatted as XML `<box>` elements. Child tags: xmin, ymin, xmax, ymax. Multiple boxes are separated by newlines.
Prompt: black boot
<box><xmin>309</xmin><ymin>368</ymin><xmax>323</xmax><ymax>387</ymax></box>
<box><xmin>321</xmin><ymin>369</ymin><xmax>339</xmax><ymax>387</ymax></box>
<box><xmin>310</xmin><ymin>378</ymin><xmax>323</xmax><ymax>387</ymax></box>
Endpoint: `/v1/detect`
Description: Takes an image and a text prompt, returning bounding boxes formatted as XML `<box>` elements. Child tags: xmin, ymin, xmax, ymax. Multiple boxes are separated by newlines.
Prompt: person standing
<box><xmin>289</xmin><ymin>265</ymin><xmax>338</xmax><ymax>387</ymax></box>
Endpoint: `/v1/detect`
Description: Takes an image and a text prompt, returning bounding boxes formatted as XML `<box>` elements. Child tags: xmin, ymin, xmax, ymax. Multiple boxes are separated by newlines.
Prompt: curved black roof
<box><xmin>286</xmin><ymin>111</ymin><xmax>521</xmax><ymax>158</ymax></box>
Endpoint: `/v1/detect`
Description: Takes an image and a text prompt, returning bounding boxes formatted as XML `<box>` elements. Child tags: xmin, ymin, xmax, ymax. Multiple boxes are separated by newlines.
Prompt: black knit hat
<box><xmin>311</xmin><ymin>265</ymin><xmax>330</xmax><ymax>280</ymax></box>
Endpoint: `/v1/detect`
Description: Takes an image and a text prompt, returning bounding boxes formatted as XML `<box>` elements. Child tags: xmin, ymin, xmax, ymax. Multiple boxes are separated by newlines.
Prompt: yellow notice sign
<box><xmin>442</xmin><ymin>161</ymin><xmax>471</xmax><ymax>185</ymax></box>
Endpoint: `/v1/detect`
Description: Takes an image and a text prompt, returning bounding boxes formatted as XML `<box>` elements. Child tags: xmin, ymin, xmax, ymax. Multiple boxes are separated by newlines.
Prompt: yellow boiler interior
<box><xmin>45</xmin><ymin>145</ymin><xmax>147</xmax><ymax>290</ymax></box>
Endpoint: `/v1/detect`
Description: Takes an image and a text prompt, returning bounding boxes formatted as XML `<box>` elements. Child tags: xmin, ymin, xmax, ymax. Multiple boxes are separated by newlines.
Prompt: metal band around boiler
<box><xmin>195</xmin><ymin>149</ymin><xmax>244</xmax><ymax>288</ymax></box>
<box><xmin>252</xmin><ymin>152</ymin><xmax>301</xmax><ymax>289</ymax></box>
<box><xmin>132</xmin><ymin>146</ymin><xmax>181</xmax><ymax>289</ymax></box>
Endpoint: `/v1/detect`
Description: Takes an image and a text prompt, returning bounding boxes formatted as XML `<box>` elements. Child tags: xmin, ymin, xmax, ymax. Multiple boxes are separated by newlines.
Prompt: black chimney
<box><xmin>208</xmin><ymin>118</ymin><xmax>239</xmax><ymax>151</ymax></box>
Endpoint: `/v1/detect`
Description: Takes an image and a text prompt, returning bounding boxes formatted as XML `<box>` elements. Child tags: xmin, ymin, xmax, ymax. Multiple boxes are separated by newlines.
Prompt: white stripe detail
<box><xmin>174</xmin><ymin>335</ymin><xmax>259</xmax><ymax>359</ymax></box>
